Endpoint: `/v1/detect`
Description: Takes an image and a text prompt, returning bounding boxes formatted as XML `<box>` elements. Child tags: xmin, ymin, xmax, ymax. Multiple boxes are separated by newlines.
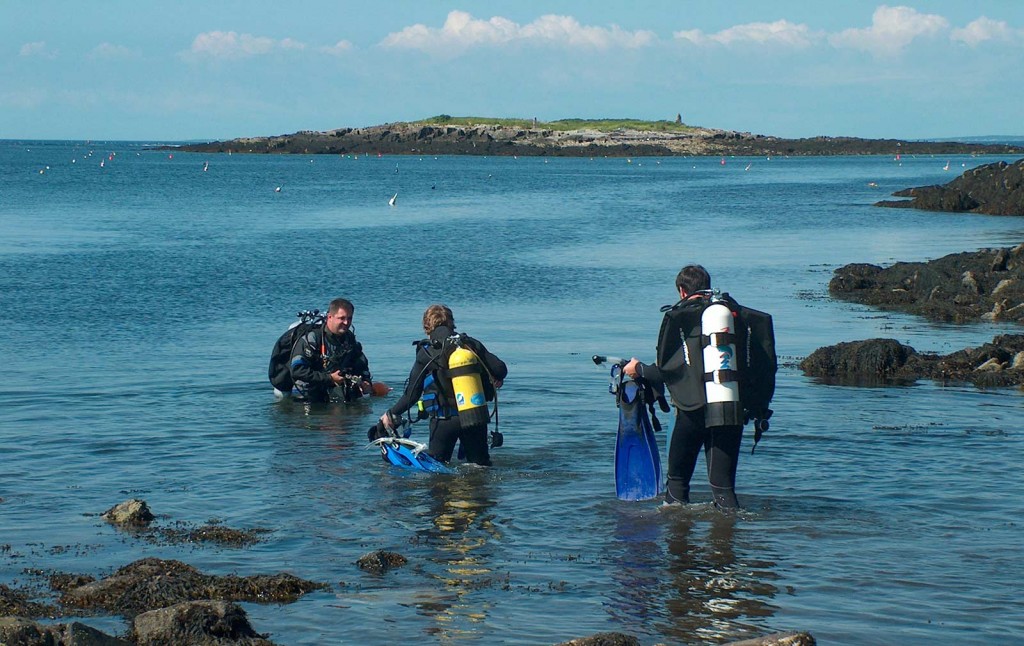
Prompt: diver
<box><xmin>289</xmin><ymin>297</ymin><xmax>373</xmax><ymax>403</ymax></box>
<box><xmin>623</xmin><ymin>265</ymin><xmax>776</xmax><ymax>509</ymax></box>
<box><xmin>376</xmin><ymin>304</ymin><xmax>507</xmax><ymax>466</ymax></box>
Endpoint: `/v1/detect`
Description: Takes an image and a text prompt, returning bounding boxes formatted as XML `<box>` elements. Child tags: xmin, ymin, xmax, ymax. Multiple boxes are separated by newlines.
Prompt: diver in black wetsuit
<box><xmin>378</xmin><ymin>304</ymin><xmax>507</xmax><ymax>466</ymax></box>
<box><xmin>624</xmin><ymin>265</ymin><xmax>776</xmax><ymax>510</ymax></box>
<box><xmin>289</xmin><ymin>298</ymin><xmax>372</xmax><ymax>403</ymax></box>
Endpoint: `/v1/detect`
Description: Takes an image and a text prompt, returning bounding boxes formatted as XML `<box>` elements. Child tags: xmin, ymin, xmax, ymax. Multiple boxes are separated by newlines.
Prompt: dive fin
<box><xmin>371</xmin><ymin>437</ymin><xmax>454</xmax><ymax>474</ymax></box>
<box><xmin>614</xmin><ymin>381</ymin><xmax>662</xmax><ymax>501</ymax></box>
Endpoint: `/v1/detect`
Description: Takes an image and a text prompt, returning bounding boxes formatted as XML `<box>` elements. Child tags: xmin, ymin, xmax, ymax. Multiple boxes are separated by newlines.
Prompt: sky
<box><xmin>3</xmin><ymin>1</ymin><xmax>1023</xmax><ymax>141</ymax></box>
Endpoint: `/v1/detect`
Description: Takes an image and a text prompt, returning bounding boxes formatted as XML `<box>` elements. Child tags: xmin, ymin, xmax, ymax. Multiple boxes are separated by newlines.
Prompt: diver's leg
<box><xmin>666</xmin><ymin>409</ymin><xmax>704</xmax><ymax>503</ymax></box>
<box><xmin>458</xmin><ymin>425</ymin><xmax>492</xmax><ymax>466</ymax></box>
<box><xmin>706</xmin><ymin>425</ymin><xmax>743</xmax><ymax>509</ymax></box>
<box><xmin>428</xmin><ymin>417</ymin><xmax>460</xmax><ymax>462</ymax></box>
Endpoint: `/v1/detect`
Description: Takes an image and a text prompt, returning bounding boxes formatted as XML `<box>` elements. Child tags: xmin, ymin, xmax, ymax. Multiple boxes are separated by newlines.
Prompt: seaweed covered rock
<box><xmin>799</xmin><ymin>339</ymin><xmax>916</xmax><ymax>384</ymax></box>
<box><xmin>875</xmin><ymin>158</ymin><xmax>1024</xmax><ymax>215</ymax></box>
<box><xmin>59</xmin><ymin>557</ymin><xmax>326</xmax><ymax>617</ymax></box>
<box><xmin>829</xmin><ymin>244</ymin><xmax>1024</xmax><ymax>323</ymax></box>
<box><xmin>0</xmin><ymin>583</ymin><xmax>56</xmax><ymax>617</ymax></box>
<box><xmin>131</xmin><ymin>600</ymin><xmax>273</xmax><ymax>646</ymax></box>
<box><xmin>355</xmin><ymin>550</ymin><xmax>408</xmax><ymax>575</ymax></box>
<box><xmin>0</xmin><ymin>617</ymin><xmax>129</xmax><ymax>645</ymax></box>
<box><xmin>555</xmin><ymin>632</ymin><xmax>641</xmax><ymax>646</ymax></box>
<box><xmin>802</xmin><ymin>335</ymin><xmax>1024</xmax><ymax>387</ymax></box>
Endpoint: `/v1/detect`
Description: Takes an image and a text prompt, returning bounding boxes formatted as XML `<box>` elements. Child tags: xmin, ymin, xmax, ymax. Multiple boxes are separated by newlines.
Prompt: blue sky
<box><xmin>3</xmin><ymin>1</ymin><xmax>1023</xmax><ymax>141</ymax></box>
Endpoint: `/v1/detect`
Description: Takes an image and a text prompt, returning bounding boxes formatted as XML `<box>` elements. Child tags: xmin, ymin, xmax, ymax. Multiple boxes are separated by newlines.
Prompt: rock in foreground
<box><xmin>132</xmin><ymin>600</ymin><xmax>273</xmax><ymax>646</ymax></box>
<box><xmin>876</xmin><ymin>158</ymin><xmax>1024</xmax><ymax>215</ymax></box>
<box><xmin>0</xmin><ymin>617</ymin><xmax>129</xmax><ymax>645</ymax></box>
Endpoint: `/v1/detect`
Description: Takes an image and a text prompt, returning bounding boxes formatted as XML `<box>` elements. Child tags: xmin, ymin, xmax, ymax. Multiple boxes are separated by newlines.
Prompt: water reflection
<box><xmin>604</xmin><ymin>508</ymin><xmax>667</xmax><ymax>627</ymax></box>
<box><xmin>410</xmin><ymin>470</ymin><xmax>501</xmax><ymax>642</ymax></box>
<box><xmin>661</xmin><ymin>510</ymin><xmax>780</xmax><ymax>644</ymax></box>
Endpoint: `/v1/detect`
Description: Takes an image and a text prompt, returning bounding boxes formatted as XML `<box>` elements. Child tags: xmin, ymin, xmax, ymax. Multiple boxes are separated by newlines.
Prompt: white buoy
<box><xmin>389</xmin><ymin>192</ymin><xmax>398</xmax><ymax>206</ymax></box>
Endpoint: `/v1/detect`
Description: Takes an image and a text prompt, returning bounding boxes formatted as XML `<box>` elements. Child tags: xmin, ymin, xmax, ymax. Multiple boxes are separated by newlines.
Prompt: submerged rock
<box><xmin>829</xmin><ymin>244</ymin><xmax>1024</xmax><ymax>324</ymax></box>
<box><xmin>875</xmin><ymin>158</ymin><xmax>1024</xmax><ymax>215</ymax></box>
<box><xmin>59</xmin><ymin>557</ymin><xmax>326</xmax><ymax>617</ymax></box>
<box><xmin>0</xmin><ymin>616</ymin><xmax>129</xmax><ymax>645</ymax></box>
<box><xmin>801</xmin><ymin>335</ymin><xmax>1024</xmax><ymax>387</ymax></box>
<box><xmin>355</xmin><ymin>550</ymin><xmax>408</xmax><ymax>575</ymax></box>
<box><xmin>131</xmin><ymin>600</ymin><xmax>273</xmax><ymax>646</ymax></box>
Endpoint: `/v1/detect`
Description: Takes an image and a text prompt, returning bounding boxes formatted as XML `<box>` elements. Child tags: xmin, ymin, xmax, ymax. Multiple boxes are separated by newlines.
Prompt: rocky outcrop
<box><xmin>355</xmin><ymin>550</ymin><xmax>407</xmax><ymax>575</ymax></box>
<box><xmin>0</xmin><ymin>617</ymin><xmax>129</xmax><ymax>645</ymax></box>
<box><xmin>101</xmin><ymin>499</ymin><xmax>154</xmax><ymax>527</ymax></box>
<box><xmin>171</xmin><ymin>123</ymin><xmax>1024</xmax><ymax>158</ymax></box>
<box><xmin>800</xmin><ymin>335</ymin><xmax>1024</xmax><ymax>387</ymax></box>
<box><xmin>876</xmin><ymin>159</ymin><xmax>1024</xmax><ymax>215</ymax></box>
<box><xmin>59</xmin><ymin>558</ymin><xmax>326</xmax><ymax>617</ymax></box>
<box><xmin>829</xmin><ymin>244</ymin><xmax>1024</xmax><ymax>323</ymax></box>
<box><xmin>131</xmin><ymin>600</ymin><xmax>273</xmax><ymax>646</ymax></box>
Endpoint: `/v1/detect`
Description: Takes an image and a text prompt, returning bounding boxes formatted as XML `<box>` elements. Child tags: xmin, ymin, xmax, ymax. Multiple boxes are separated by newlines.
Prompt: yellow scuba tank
<box><xmin>448</xmin><ymin>346</ymin><xmax>490</xmax><ymax>428</ymax></box>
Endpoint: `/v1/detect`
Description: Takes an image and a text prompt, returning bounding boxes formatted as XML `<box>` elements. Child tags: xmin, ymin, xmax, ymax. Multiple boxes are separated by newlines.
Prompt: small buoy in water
<box><xmin>168</xmin><ymin>154</ymin><xmax>173</xmax><ymax>159</ymax></box>
<box><xmin>275</xmin><ymin>186</ymin><xmax>282</xmax><ymax>193</ymax></box>
<box><xmin>388</xmin><ymin>192</ymin><xmax>398</xmax><ymax>206</ymax></box>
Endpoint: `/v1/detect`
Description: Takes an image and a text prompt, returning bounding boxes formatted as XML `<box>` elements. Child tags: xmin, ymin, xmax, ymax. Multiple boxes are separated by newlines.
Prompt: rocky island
<box><xmin>172</xmin><ymin>115</ymin><xmax>1024</xmax><ymax>158</ymax></box>
<box><xmin>875</xmin><ymin>158</ymin><xmax>1024</xmax><ymax>215</ymax></box>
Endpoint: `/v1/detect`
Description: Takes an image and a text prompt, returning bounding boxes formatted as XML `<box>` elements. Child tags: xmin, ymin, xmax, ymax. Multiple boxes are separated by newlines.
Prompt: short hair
<box><xmin>328</xmin><ymin>298</ymin><xmax>354</xmax><ymax>316</ymax></box>
<box><xmin>675</xmin><ymin>265</ymin><xmax>711</xmax><ymax>295</ymax></box>
<box><xmin>422</xmin><ymin>304</ymin><xmax>454</xmax><ymax>335</ymax></box>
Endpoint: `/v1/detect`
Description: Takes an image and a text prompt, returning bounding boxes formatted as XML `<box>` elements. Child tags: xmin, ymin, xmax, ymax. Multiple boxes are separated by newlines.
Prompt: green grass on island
<box><xmin>408</xmin><ymin>115</ymin><xmax>696</xmax><ymax>133</ymax></box>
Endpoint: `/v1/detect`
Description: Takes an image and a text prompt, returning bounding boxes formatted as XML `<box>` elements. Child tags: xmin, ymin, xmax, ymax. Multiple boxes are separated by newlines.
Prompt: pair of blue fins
<box><xmin>594</xmin><ymin>355</ymin><xmax>669</xmax><ymax>501</ymax></box>
<box><xmin>367</xmin><ymin>419</ymin><xmax>454</xmax><ymax>474</ymax></box>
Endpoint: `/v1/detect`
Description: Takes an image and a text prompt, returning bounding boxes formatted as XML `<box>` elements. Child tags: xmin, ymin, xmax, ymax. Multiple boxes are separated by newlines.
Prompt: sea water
<box><xmin>1</xmin><ymin>142</ymin><xmax>1022</xmax><ymax>644</ymax></box>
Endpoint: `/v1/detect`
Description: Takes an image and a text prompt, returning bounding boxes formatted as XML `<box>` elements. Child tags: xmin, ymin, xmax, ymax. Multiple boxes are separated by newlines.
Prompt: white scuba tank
<box><xmin>701</xmin><ymin>298</ymin><xmax>744</xmax><ymax>427</ymax></box>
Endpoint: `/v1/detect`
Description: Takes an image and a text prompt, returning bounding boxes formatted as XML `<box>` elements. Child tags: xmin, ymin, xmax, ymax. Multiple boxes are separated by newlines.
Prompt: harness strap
<box><xmin>702</xmin><ymin>332</ymin><xmax>737</xmax><ymax>348</ymax></box>
<box><xmin>703</xmin><ymin>369</ymin><xmax>739</xmax><ymax>384</ymax></box>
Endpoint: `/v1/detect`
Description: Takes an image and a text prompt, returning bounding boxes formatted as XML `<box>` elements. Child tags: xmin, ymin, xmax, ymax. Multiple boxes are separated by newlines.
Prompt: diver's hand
<box><xmin>329</xmin><ymin>370</ymin><xmax>346</xmax><ymax>385</ymax></box>
<box><xmin>623</xmin><ymin>358</ymin><xmax>640</xmax><ymax>378</ymax></box>
<box><xmin>358</xmin><ymin>380</ymin><xmax>372</xmax><ymax>395</ymax></box>
<box><xmin>492</xmin><ymin>379</ymin><xmax>503</xmax><ymax>390</ymax></box>
<box><xmin>380</xmin><ymin>411</ymin><xmax>395</xmax><ymax>431</ymax></box>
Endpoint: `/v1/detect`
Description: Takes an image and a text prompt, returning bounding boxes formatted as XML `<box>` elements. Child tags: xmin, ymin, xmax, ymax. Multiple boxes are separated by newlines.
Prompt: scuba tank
<box><xmin>701</xmin><ymin>292</ymin><xmax>743</xmax><ymax>427</ymax></box>
<box><xmin>448</xmin><ymin>345</ymin><xmax>490</xmax><ymax>428</ymax></box>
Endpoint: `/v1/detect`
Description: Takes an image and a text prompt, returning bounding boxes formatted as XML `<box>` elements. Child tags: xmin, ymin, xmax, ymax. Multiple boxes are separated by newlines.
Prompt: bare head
<box><xmin>422</xmin><ymin>304</ymin><xmax>455</xmax><ymax>335</ymax></box>
<box><xmin>675</xmin><ymin>265</ymin><xmax>711</xmax><ymax>299</ymax></box>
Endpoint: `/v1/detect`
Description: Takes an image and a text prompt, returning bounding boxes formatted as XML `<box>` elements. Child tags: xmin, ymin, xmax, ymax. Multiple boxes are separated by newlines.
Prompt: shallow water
<box><xmin>1</xmin><ymin>142</ymin><xmax>1023</xmax><ymax>644</ymax></box>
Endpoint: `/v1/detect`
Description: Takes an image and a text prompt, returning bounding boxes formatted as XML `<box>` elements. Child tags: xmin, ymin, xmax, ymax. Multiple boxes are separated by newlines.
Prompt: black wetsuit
<box><xmin>289</xmin><ymin>326</ymin><xmax>371</xmax><ymax>403</ymax></box>
<box><xmin>635</xmin><ymin>362</ymin><xmax>742</xmax><ymax>509</ymax></box>
<box><xmin>386</xmin><ymin>326</ymin><xmax>507</xmax><ymax>466</ymax></box>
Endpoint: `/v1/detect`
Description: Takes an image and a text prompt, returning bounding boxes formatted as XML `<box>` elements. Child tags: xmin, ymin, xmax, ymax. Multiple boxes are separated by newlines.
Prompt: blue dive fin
<box><xmin>372</xmin><ymin>437</ymin><xmax>454</xmax><ymax>474</ymax></box>
<box><xmin>614</xmin><ymin>381</ymin><xmax>662</xmax><ymax>501</ymax></box>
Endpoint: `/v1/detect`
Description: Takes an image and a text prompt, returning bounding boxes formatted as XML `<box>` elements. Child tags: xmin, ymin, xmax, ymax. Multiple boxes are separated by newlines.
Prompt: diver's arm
<box><xmin>289</xmin><ymin>331</ymin><xmax>334</xmax><ymax>388</ymax></box>
<box><xmin>387</xmin><ymin>352</ymin><xmax>429</xmax><ymax>417</ymax></box>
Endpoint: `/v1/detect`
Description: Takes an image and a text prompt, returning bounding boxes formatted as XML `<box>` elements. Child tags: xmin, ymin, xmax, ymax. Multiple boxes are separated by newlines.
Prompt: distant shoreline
<box><xmin>166</xmin><ymin>118</ymin><xmax>1024</xmax><ymax>157</ymax></box>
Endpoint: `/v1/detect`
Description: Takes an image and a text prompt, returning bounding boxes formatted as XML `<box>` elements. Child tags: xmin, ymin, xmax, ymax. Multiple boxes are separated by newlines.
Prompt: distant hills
<box><xmin>171</xmin><ymin>116</ymin><xmax>1024</xmax><ymax>157</ymax></box>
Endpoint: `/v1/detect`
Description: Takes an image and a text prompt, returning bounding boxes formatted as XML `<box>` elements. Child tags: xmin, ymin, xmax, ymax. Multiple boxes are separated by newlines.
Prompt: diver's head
<box><xmin>422</xmin><ymin>304</ymin><xmax>455</xmax><ymax>336</ymax></box>
<box><xmin>326</xmin><ymin>297</ymin><xmax>355</xmax><ymax>335</ymax></box>
<box><xmin>675</xmin><ymin>265</ymin><xmax>711</xmax><ymax>299</ymax></box>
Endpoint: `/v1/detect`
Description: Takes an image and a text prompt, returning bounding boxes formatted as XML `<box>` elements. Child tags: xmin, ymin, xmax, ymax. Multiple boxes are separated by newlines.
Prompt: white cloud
<box><xmin>89</xmin><ymin>43</ymin><xmax>135</xmax><ymax>60</ymax></box>
<box><xmin>951</xmin><ymin>16</ymin><xmax>1016</xmax><ymax>46</ymax></box>
<box><xmin>674</xmin><ymin>19</ymin><xmax>817</xmax><ymax>47</ymax></box>
<box><xmin>184</xmin><ymin>31</ymin><xmax>308</xmax><ymax>61</ymax></box>
<box><xmin>381</xmin><ymin>10</ymin><xmax>656</xmax><ymax>53</ymax></box>
<box><xmin>319</xmin><ymin>40</ymin><xmax>354</xmax><ymax>56</ymax></box>
<box><xmin>19</xmin><ymin>41</ymin><xmax>59</xmax><ymax>59</ymax></box>
<box><xmin>829</xmin><ymin>5</ymin><xmax>948</xmax><ymax>56</ymax></box>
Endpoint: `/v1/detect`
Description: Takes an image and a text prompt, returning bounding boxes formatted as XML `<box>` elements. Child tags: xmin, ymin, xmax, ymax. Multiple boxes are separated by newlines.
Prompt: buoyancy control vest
<box><xmin>269</xmin><ymin>310</ymin><xmax>325</xmax><ymax>392</ymax></box>
<box><xmin>655</xmin><ymin>291</ymin><xmax>777</xmax><ymax>427</ymax></box>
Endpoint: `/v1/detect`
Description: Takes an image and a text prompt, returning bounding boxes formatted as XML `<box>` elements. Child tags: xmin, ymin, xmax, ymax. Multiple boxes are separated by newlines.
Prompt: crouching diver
<box><xmin>375</xmin><ymin>304</ymin><xmax>507</xmax><ymax>466</ymax></box>
<box><xmin>289</xmin><ymin>298</ymin><xmax>374</xmax><ymax>403</ymax></box>
<box><xmin>623</xmin><ymin>265</ymin><xmax>776</xmax><ymax>510</ymax></box>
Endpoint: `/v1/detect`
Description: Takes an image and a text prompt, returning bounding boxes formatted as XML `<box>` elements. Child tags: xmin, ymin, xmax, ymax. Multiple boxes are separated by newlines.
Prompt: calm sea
<box><xmin>1</xmin><ymin>141</ymin><xmax>1022</xmax><ymax>645</ymax></box>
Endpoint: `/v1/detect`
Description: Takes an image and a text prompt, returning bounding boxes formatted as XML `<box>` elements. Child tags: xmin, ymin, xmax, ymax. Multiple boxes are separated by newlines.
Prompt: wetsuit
<box><xmin>386</xmin><ymin>326</ymin><xmax>507</xmax><ymax>466</ymax></box>
<box><xmin>289</xmin><ymin>326</ymin><xmax>372</xmax><ymax>403</ymax></box>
